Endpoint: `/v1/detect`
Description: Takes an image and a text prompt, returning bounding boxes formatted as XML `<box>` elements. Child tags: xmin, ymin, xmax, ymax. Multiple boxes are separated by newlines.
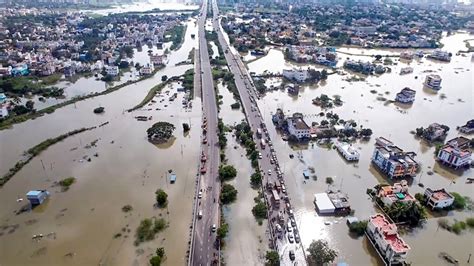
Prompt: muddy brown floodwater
<box><xmin>0</xmin><ymin>18</ymin><xmax>202</xmax><ymax>266</ymax></box>
<box><xmin>247</xmin><ymin>32</ymin><xmax>473</xmax><ymax>265</ymax></box>
<box><xmin>217</xmin><ymin>81</ymin><xmax>269</xmax><ymax>265</ymax></box>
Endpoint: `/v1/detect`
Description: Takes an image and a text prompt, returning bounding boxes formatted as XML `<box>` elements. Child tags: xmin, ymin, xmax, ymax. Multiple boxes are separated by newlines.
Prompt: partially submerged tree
<box><xmin>307</xmin><ymin>240</ymin><xmax>338</xmax><ymax>266</ymax></box>
<box><xmin>147</xmin><ymin>122</ymin><xmax>175</xmax><ymax>143</ymax></box>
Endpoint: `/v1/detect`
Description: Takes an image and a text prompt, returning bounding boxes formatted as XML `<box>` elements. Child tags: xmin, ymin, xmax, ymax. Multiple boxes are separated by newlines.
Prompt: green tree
<box><xmin>155</xmin><ymin>189</ymin><xmax>168</xmax><ymax>207</ymax></box>
<box><xmin>265</xmin><ymin>250</ymin><xmax>280</xmax><ymax>266</ymax></box>
<box><xmin>220</xmin><ymin>184</ymin><xmax>238</xmax><ymax>204</ymax></box>
<box><xmin>219</xmin><ymin>165</ymin><xmax>237</xmax><ymax>181</ymax></box>
<box><xmin>250</xmin><ymin>172</ymin><xmax>262</xmax><ymax>187</ymax></box>
<box><xmin>307</xmin><ymin>240</ymin><xmax>338</xmax><ymax>266</ymax></box>
<box><xmin>147</xmin><ymin>122</ymin><xmax>175</xmax><ymax>142</ymax></box>
<box><xmin>161</xmin><ymin>75</ymin><xmax>168</xmax><ymax>82</ymax></box>
<box><xmin>252</xmin><ymin>201</ymin><xmax>267</xmax><ymax>220</ymax></box>
<box><xmin>217</xmin><ymin>223</ymin><xmax>229</xmax><ymax>239</ymax></box>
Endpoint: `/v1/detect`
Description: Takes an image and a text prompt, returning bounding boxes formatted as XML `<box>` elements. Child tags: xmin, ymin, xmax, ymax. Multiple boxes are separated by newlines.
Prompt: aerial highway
<box><xmin>211</xmin><ymin>0</ymin><xmax>307</xmax><ymax>264</ymax></box>
<box><xmin>189</xmin><ymin>0</ymin><xmax>221</xmax><ymax>265</ymax></box>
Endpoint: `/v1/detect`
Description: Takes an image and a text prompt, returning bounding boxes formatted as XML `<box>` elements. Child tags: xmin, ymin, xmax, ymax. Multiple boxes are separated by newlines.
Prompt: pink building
<box><xmin>367</xmin><ymin>214</ymin><xmax>410</xmax><ymax>264</ymax></box>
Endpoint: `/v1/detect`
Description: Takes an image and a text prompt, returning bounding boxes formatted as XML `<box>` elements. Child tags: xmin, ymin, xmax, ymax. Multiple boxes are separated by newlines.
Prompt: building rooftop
<box><xmin>428</xmin><ymin>188</ymin><xmax>453</xmax><ymax>201</ymax></box>
<box><xmin>370</xmin><ymin>214</ymin><xmax>410</xmax><ymax>253</ymax></box>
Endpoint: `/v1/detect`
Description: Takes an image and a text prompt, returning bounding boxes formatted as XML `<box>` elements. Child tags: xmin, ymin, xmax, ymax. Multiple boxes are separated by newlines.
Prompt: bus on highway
<box><xmin>272</xmin><ymin>189</ymin><xmax>280</xmax><ymax>207</ymax></box>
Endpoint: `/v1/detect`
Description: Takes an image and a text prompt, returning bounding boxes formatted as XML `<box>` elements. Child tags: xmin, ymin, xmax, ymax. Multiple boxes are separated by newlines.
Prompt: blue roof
<box><xmin>303</xmin><ymin>170</ymin><xmax>309</xmax><ymax>177</ymax></box>
<box><xmin>0</xmin><ymin>93</ymin><xmax>6</xmax><ymax>99</ymax></box>
<box><xmin>26</xmin><ymin>190</ymin><xmax>43</xmax><ymax>196</ymax></box>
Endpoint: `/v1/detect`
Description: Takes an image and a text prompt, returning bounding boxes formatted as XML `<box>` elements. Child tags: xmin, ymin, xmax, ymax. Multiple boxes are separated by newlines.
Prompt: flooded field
<box><xmin>247</xmin><ymin>32</ymin><xmax>473</xmax><ymax>265</ymax></box>
<box><xmin>0</xmin><ymin>17</ymin><xmax>200</xmax><ymax>266</ymax></box>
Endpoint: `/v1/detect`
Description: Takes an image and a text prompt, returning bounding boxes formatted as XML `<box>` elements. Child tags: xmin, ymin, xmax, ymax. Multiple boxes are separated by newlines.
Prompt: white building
<box><xmin>366</xmin><ymin>214</ymin><xmax>410</xmax><ymax>264</ymax></box>
<box><xmin>437</xmin><ymin>137</ymin><xmax>472</xmax><ymax>169</ymax></box>
<box><xmin>150</xmin><ymin>54</ymin><xmax>164</xmax><ymax>66</ymax></box>
<box><xmin>395</xmin><ymin>87</ymin><xmax>416</xmax><ymax>103</ymax></box>
<box><xmin>424</xmin><ymin>188</ymin><xmax>454</xmax><ymax>210</ymax></box>
<box><xmin>314</xmin><ymin>193</ymin><xmax>335</xmax><ymax>214</ymax></box>
<box><xmin>105</xmin><ymin>65</ymin><xmax>119</xmax><ymax>76</ymax></box>
<box><xmin>282</xmin><ymin>69</ymin><xmax>309</xmax><ymax>83</ymax></box>
<box><xmin>428</xmin><ymin>50</ymin><xmax>451</xmax><ymax>62</ymax></box>
<box><xmin>139</xmin><ymin>64</ymin><xmax>154</xmax><ymax>75</ymax></box>
<box><xmin>424</xmin><ymin>74</ymin><xmax>442</xmax><ymax>90</ymax></box>
<box><xmin>335</xmin><ymin>142</ymin><xmax>360</xmax><ymax>161</ymax></box>
<box><xmin>287</xmin><ymin>113</ymin><xmax>310</xmax><ymax>140</ymax></box>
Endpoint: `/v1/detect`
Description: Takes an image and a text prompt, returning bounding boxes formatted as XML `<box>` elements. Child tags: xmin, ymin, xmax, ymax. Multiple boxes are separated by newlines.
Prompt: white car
<box><xmin>258</xmin><ymin>152</ymin><xmax>263</xmax><ymax>159</ymax></box>
<box><xmin>275</xmin><ymin>224</ymin><xmax>282</xmax><ymax>232</ymax></box>
<box><xmin>268</xmin><ymin>169</ymin><xmax>272</xmax><ymax>175</ymax></box>
<box><xmin>198</xmin><ymin>189</ymin><xmax>203</xmax><ymax>199</ymax></box>
<box><xmin>211</xmin><ymin>224</ymin><xmax>217</xmax><ymax>232</ymax></box>
<box><xmin>287</xmin><ymin>222</ymin><xmax>293</xmax><ymax>232</ymax></box>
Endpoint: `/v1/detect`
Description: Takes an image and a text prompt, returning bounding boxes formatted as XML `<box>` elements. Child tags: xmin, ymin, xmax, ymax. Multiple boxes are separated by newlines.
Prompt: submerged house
<box><xmin>287</xmin><ymin>113</ymin><xmax>311</xmax><ymax>140</ymax></box>
<box><xmin>424</xmin><ymin>74</ymin><xmax>442</xmax><ymax>90</ymax></box>
<box><xmin>423</xmin><ymin>188</ymin><xmax>454</xmax><ymax>210</ymax></box>
<box><xmin>372</xmin><ymin>137</ymin><xmax>419</xmax><ymax>178</ymax></box>
<box><xmin>366</xmin><ymin>214</ymin><xmax>410</xmax><ymax>265</ymax></box>
<box><xmin>437</xmin><ymin>136</ymin><xmax>472</xmax><ymax>169</ymax></box>
<box><xmin>395</xmin><ymin>87</ymin><xmax>416</xmax><ymax>103</ymax></box>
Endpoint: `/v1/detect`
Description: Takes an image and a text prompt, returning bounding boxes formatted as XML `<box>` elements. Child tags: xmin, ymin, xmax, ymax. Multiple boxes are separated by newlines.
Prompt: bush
<box><xmin>326</xmin><ymin>177</ymin><xmax>334</xmax><ymax>185</ymax></box>
<box><xmin>220</xmin><ymin>184</ymin><xmax>238</xmax><ymax>204</ymax></box>
<box><xmin>93</xmin><ymin>107</ymin><xmax>104</xmax><ymax>114</ymax></box>
<box><xmin>59</xmin><ymin>177</ymin><xmax>76</xmax><ymax>190</ymax></box>
<box><xmin>219</xmin><ymin>165</ymin><xmax>237</xmax><ymax>181</ymax></box>
<box><xmin>466</xmin><ymin>217</ymin><xmax>474</xmax><ymax>228</ymax></box>
<box><xmin>150</xmin><ymin>247</ymin><xmax>165</xmax><ymax>266</ymax></box>
<box><xmin>122</xmin><ymin>205</ymin><xmax>133</xmax><ymax>212</ymax></box>
<box><xmin>155</xmin><ymin>189</ymin><xmax>168</xmax><ymax>207</ymax></box>
<box><xmin>265</xmin><ymin>250</ymin><xmax>280</xmax><ymax>266</ymax></box>
<box><xmin>451</xmin><ymin>192</ymin><xmax>467</xmax><ymax>210</ymax></box>
<box><xmin>217</xmin><ymin>223</ymin><xmax>229</xmax><ymax>239</ymax></box>
<box><xmin>349</xmin><ymin>220</ymin><xmax>368</xmax><ymax>236</ymax></box>
<box><xmin>135</xmin><ymin>218</ymin><xmax>168</xmax><ymax>245</ymax></box>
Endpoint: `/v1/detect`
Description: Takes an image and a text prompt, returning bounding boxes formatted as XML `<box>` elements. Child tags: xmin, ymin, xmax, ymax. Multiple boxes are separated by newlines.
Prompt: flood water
<box><xmin>0</xmin><ymin>16</ymin><xmax>201</xmax><ymax>266</ymax></box>
<box><xmin>217</xmin><ymin>81</ymin><xmax>269</xmax><ymax>265</ymax></box>
<box><xmin>247</xmin><ymin>32</ymin><xmax>473</xmax><ymax>265</ymax></box>
<box><xmin>85</xmin><ymin>1</ymin><xmax>199</xmax><ymax>16</ymax></box>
